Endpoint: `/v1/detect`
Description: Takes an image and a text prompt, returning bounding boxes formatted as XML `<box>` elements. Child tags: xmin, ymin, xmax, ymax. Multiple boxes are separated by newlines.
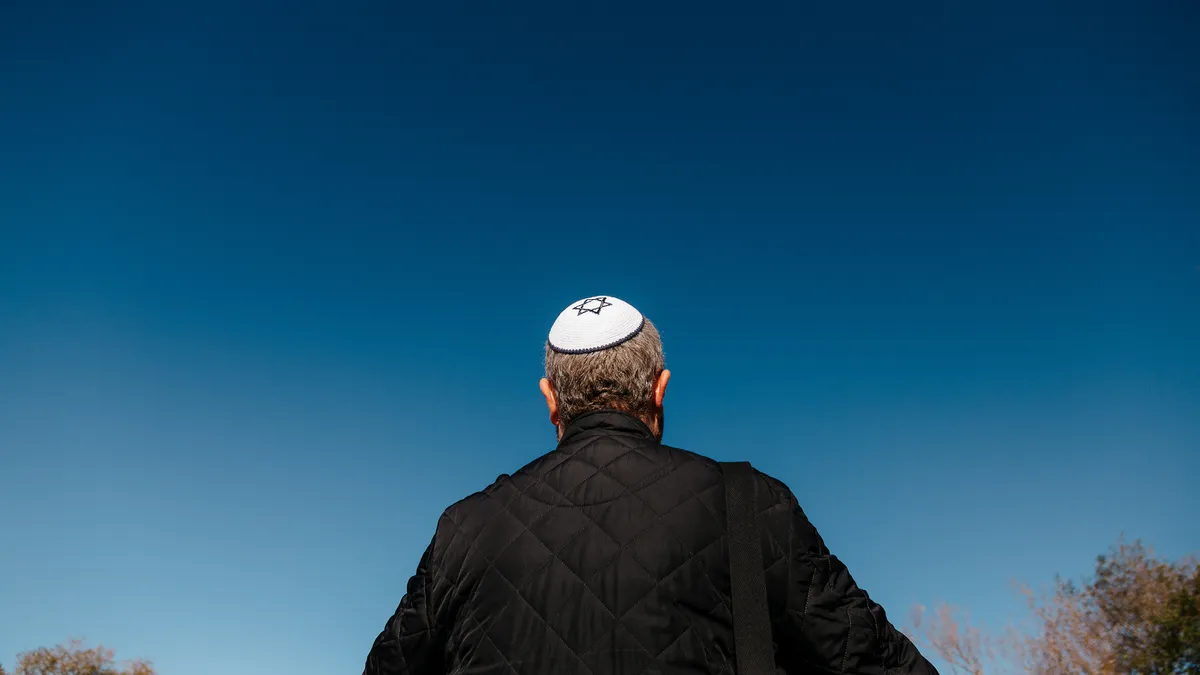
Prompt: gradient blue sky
<box><xmin>1</xmin><ymin>1</ymin><xmax>1198</xmax><ymax>673</ymax></box>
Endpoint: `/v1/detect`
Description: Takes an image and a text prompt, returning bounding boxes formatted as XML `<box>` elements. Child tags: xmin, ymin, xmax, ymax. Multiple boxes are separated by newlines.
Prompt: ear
<box><xmin>539</xmin><ymin>378</ymin><xmax>560</xmax><ymax>426</ymax></box>
<box><xmin>654</xmin><ymin>369</ymin><xmax>671</xmax><ymax>408</ymax></box>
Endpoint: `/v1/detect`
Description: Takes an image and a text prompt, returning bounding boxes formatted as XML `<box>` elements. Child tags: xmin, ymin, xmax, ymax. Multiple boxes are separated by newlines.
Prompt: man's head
<box><xmin>539</xmin><ymin>296</ymin><xmax>671</xmax><ymax>441</ymax></box>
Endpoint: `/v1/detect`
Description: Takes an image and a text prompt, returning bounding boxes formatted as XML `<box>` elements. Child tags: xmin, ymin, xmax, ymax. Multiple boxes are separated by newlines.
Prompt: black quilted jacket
<box><xmin>364</xmin><ymin>410</ymin><xmax>938</xmax><ymax>675</ymax></box>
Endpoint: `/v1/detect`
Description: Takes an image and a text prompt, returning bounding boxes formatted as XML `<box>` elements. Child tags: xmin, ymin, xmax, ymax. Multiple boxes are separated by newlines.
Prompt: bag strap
<box><xmin>721</xmin><ymin>461</ymin><xmax>775</xmax><ymax>675</ymax></box>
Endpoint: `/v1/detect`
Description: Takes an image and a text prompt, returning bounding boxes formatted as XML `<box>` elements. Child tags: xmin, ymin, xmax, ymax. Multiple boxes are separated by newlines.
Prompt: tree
<box><xmin>910</xmin><ymin>539</ymin><xmax>1199</xmax><ymax>675</ymax></box>
<box><xmin>907</xmin><ymin>602</ymin><xmax>1026</xmax><ymax>675</ymax></box>
<box><xmin>6</xmin><ymin>639</ymin><xmax>154</xmax><ymax>675</ymax></box>
<box><xmin>1021</xmin><ymin>540</ymin><xmax>1199</xmax><ymax>675</ymax></box>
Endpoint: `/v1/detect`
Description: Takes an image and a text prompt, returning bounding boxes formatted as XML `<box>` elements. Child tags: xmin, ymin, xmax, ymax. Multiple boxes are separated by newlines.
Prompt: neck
<box><xmin>557</xmin><ymin>409</ymin><xmax>662</xmax><ymax>442</ymax></box>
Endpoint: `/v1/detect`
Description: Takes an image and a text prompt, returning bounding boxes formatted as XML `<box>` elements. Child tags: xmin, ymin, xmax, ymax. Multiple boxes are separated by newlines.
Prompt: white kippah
<box><xmin>547</xmin><ymin>296</ymin><xmax>645</xmax><ymax>354</ymax></box>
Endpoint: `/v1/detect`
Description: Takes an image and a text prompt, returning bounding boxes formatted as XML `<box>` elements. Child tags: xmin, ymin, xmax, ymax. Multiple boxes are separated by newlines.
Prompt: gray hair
<box><xmin>544</xmin><ymin>319</ymin><xmax>665</xmax><ymax>428</ymax></box>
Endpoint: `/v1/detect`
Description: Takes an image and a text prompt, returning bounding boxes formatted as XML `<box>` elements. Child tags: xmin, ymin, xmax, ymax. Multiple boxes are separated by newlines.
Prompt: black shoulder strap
<box><xmin>721</xmin><ymin>461</ymin><xmax>775</xmax><ymax>675</ymax></box>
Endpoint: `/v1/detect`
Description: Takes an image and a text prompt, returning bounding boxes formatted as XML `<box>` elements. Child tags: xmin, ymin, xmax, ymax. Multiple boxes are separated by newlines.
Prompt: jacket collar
<box><xmin>558</xmin><ymin>409</ymin><xmax>657</xmax><ymax>446</ymax></box>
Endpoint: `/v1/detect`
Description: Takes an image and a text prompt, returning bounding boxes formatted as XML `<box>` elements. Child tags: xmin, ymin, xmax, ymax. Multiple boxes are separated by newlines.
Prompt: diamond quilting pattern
<box><xmin>367</xmin><ymin>410</ymin><xmax>939</xmax><ymax>675</ymax></box>
<box><xmin>437</xmin><ymin>416</ymin><xmax>733</xmax><ymax>673</ymax></box>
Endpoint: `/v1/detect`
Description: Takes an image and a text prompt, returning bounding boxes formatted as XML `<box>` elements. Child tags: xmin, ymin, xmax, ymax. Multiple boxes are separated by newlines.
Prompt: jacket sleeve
<box><xmin>363</xmin><ymin>536</ymin><xmax>446</xmax><ymax>675</ymax></box>
<box><xmin>763</xmin><ymin>482</ymin><xmax>938</xmax><ymax>675</ymax></box>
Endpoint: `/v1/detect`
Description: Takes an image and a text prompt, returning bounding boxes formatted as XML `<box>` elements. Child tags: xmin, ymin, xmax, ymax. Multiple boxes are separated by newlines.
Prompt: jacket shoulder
<box><xmin>660</xmin><ymin>445</ymin><xmax>798</xmax><ymax>513</ymax></box>
<box><xmin>436</xmin><ymin>472</ymin><xmax>514</xmax><ymax>533</ymax></box>
<box><xmin>753</xmin><ymin>467</ymin><xmax>798</xmax><ymax>508</ymax></box>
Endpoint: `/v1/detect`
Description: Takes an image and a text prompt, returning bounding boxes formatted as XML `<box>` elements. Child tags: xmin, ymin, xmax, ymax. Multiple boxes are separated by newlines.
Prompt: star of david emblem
<box><xmin>573</xmin><ymin>296</ymin><xmax>612</xmax><ymax>315</ymax></box>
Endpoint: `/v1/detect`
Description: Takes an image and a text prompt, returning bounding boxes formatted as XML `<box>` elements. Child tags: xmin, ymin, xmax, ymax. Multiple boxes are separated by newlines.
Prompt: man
<box><xmin>364</xmin><ymin>296</ymin><xmax>938</xmax><ymax>675</ymax></box>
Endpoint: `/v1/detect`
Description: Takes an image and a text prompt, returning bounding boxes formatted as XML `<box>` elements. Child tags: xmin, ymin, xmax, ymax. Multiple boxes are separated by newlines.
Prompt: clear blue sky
<box><xmin>1</xmin><ymin>1</ymin><xmax>1197</xmax><ymax>673</ymax></box>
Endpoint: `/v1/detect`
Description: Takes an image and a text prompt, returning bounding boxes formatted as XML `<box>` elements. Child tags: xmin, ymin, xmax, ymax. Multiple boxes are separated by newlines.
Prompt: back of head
<box><xmin>543</xmin><ymin>296</ymin><xmax>667</xmax><ymax>435</ymax></box>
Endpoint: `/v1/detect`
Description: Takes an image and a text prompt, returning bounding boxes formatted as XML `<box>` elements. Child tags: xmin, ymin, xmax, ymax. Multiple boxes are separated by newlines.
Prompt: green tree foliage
<box><xmin>1025</xmin><ymin>540</ymin><xmax>1199</xmax><ymax>674</ymax></box>
<box><xmin>910</xmin><ymin>539</ymin><xmax>1199</xmax><ymax>675</ymax></box>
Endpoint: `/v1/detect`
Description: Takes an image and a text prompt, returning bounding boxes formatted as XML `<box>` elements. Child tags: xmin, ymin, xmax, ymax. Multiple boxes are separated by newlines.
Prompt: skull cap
<box><xmin>547</xmin><ymin>296</ymin><xmax>645</xmax><ymax>354</ymax></box>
